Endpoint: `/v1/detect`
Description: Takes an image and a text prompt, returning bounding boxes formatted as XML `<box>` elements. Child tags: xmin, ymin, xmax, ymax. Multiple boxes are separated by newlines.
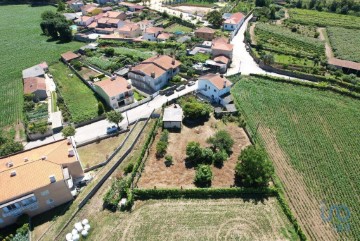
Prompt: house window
<box><xmin>205</xmin><ymin>84</ymin><xmax>207</xmax><ymax>89</ymax></box>
<box><xmin>41</xmin><ymin>190</ymin><xmax>49</xmax><ymax>196</ymax></box>
<box><xmin>46</xmin><ymin>199</ymin><xmax>54</xmax><ymax>205</ymax></box>
<box><xmin>208</xmin><ymin>86</ymin><xmax>210</xmax><ymax>90</ymax></box>
<box><xmin>214</xmin><ymin>89</ymin><xmax>216</xmax><ymax>92</ymax></box>
<box><xmin>225</xmin><ymin>25</ymin><xmax>227</xmax><ymax>28</ymax></box>
<box><xmin>21</xmin><ymin>196</ymin><xmax>37</xmax><ymax>207</ymax></box>
<box><xmin>231</xmin><ymin>25</ymin><xmax>234</xmax><ymax>29</ymax></box>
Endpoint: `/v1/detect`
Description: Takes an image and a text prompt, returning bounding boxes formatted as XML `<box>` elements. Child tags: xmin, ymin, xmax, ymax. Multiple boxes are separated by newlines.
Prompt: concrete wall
<box><xmin>164</xmin><ymin>121</ymin><xmax>181</xmax><ymax>129</ymax></box>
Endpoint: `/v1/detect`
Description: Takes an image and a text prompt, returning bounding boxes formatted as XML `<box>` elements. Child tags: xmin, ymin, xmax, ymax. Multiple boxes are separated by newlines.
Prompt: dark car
<box><xmin>106</xmin><ymin>125</ymin><xmax>118</xmax><ymax>134</ymax></box>
<box><xmin>165</xmin><ymin>90</ymin><xmax>174</xmax><ymax>96</ymax></box>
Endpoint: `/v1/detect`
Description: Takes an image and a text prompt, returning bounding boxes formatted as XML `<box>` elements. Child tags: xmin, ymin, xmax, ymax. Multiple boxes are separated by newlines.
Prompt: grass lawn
<box><xmin>50</xmin><ymin>91</ymin><xmax>57</xmax><ymax>112</ymax></box>
<box><xmin>113</xmin><ymin>47</ymin><xmax>153</xmax><ymax>59</ymax></box>
<box><xmin>165</xmin><ymin>24</ymin><xmax>193</xmax><ymax>34</ymax></box>
<box><xmin>77</xmin><ymin>131</ymin><xmax>129</xmax><ymax>169</ymax></box>
<box><xmin>0</xmin><ymin>5</ymin><xmax>83</xmax><ymax>129</ymax></box>
<box><xmin>272</xmin><ymin>52</ymin><xmax>315</xmax><ymax>67</ymax></box>
<box><xmin>231</xmin><ymin>75</ymin><xmax>360</xmax><ymax>240</ymax></box>
<box><xmin>133</xmin><ymin>90</ymin><xmax>145</xmax><ymax>101</ymax></box>
<box><xmin>85</xmin><ymin>199</ymin><xmax>298</xmax><ymax>240</ymax></box>
<box><xmin>78</xmin><ymin>67</ymin><xmax>101</xmax><ymax>81</ymax></box>
<box><xmin>49</xmin><ymin>62</ymin><xmax>101</xmax><ymax>123</ymax></box>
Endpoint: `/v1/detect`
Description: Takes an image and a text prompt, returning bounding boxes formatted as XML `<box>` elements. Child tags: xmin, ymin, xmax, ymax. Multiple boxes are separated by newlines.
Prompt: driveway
<box><xmin>24</xmin><ymin>82</ymin><xmax>198</xmax><ymax>149</ymax></box>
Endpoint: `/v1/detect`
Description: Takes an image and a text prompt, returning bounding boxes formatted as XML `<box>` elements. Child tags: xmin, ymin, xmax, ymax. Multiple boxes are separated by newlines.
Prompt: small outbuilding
<box><xmin>163</xmin><ymin>104</ymin><xmax>183</xmax><ymax>129</ymax></box>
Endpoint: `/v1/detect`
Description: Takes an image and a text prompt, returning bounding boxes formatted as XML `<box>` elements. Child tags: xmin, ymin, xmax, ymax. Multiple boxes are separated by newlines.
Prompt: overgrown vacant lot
<box><xmin>49</xmin><ymin>62</ymin><xmax>101</xmax><ymax>123</ymax></box>
<box><xmin>231</xmin><ymin>75</ymin><xmax>360</xmax><ymax>241</ymax></box>
<box><xmin>86</xmin><ymin>199</ymin><xmax>298</xmax><ymax>241</ymax></box>
<box><xmin>165</xmin><ymin>23</ymin><xmax>193</xmax><ymax>33</ymax></box>
<box><xmin>0</xmin><ymin>5</ymin><xmax>83</xmax><ymax>128</ymax></box>
<box><xmin>288</xmin><ymin>9</ymin><xmax>360</xmax><ymax>29</ymax></box>
<box><xmin>327</xmin><ymin>27</ymin><xmax>360</xmax><ymax>63</ymax></box>
<box><xmin>137</xmin><ymin>115</ymin><xmax>251</xmax><ymax>188</ymax></box>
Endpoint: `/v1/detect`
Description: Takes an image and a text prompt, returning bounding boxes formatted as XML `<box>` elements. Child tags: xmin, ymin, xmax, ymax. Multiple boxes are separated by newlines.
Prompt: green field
<box><xmin>165</xmin><ymin>23</ymin><xmax>193</xmax><ymax>34</ymax></box>
<box><xmin>288</xmin><ymin>9</ymin><xmax>360</xmax><ymax>29</ymax></box>
<box><xmin>0</xmin><ymin>5</ymin><xmax>83</xmax><ymax>128</ymax></box>
<box><xmin>85</xmin><ymin>199</ymin><xmax>298</xmax><ymax>241</ymax></box>
<box><xmin>231</xmin><ymin>75</ymin><xmax>360</xmax><ymax>240</ymax></box>
<box><xmin>113</xmin><ymin>47</ymin><xmax>153</xmax><ymax>59</ymax></box>
<box><xmin>255</xmin><ymin>23</ymin><xmax>324</xmax><ymax>58</ymax></box>
<box><xmin>327</xmin><ymin>27</ymin><xmax>360</xmax><ymax>63</ymax></box>
<box><xmin>49</xmin><ymin>62</ymin><xmax>100</xmax><ymax>123</ymax></box>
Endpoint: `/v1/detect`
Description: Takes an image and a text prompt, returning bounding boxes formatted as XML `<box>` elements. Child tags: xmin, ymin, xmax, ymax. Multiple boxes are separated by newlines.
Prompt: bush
<box><xmin>194</xmin><ymin>165</ymin><xmax>213</xmax><ymax>187</ymax></box>
<box><xmin>104</xmin><ymin>47</ymin><xmax>115</xmax><ymax>57</ymax></box>
<box><xmin>164</xmin><ymin>155</ymin><xmax>173</xmax><ymax>166</ymax></box>
<box><xmin>207</xmin><ymin>130</ymin><xmax>234</xmax><ymax>154</ymax></box>
<box><xmin>180</xmin><ymin>96</ymin><xmax>212</xmax><ymax>120</ymax></box>
<box><xmin>201</xmin><ymin>147</ymin><xmax>214</xmax><ymax>165</ymax></box>
<box><xmin>213</xmin><ymin>149</ymin><xmax>228</xmax><ymax>168</ymax></box>
<box><xmin>156</xmin><ymin>130</ymin><xmax>169</xmax><ymax>157</ymax></box>
<box><xmin>72</xmin><ymin>60</ymin><xmax>82</xmax><ymax>71</ymax></box>
<box><xmin>186</xmin><ymin>141</ymin><xmax>202</xmax><ymax>164</ymax></box>
<box><xmin>62</xmin><ymin>125</ymin><xmax>76</xmax><ymax>137</ymax></box>
<box><xmin>171</xmin><ymin>75</ymin><xmax>182</xmax><ymax>83</ymax></box>
<box><xmin>98</xmin><ymin>102</ymin><xmax>105</xmax><ymax>115</ymax></box>
<box><xmin>235</xmin><ymin>146</ymin><xmax>274</xmax><ymax>187</ymax></box>
<box><xmin>124</xmin><ymin>163</ymin><xmax>134</xmax><ymax>174</ymax></box>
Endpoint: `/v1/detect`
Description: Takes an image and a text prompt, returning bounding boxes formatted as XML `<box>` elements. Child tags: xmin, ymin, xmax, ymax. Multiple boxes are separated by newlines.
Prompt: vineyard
<box><xmin>231</xmin><ymin>75</ymin><xmax>360</xmax><ymax>241</ymax></box>
<box><xmin>327</xmin><ymin>27</ymin><xmax>360</xmax><ymax>63</ymax></box>
<box><xmin>254</xmin><ymin>23</ymin><xmax>325</xmax><ymax>58</ymax></box>
<box><xmin>49</xmin><ymin>62</ymin><xmax>101</xmax><ymax>123</ymax></box>
<box><xmin>288</xmin><ymin>9</ymin><xmax>360</xmax><ymax>29</ymax></box>
<box><xmin>0</xmin><ymin>5</ymin><xmax>83</xmax><ymax>128</ymax></box>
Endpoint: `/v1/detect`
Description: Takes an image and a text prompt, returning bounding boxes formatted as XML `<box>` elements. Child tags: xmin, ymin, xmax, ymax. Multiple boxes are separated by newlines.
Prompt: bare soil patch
<box><xmin>137</xmin><ymin>116</ymin><xmax>251</xmax><ymax>188</ymax></box>
<box><xmin>172</xmin><ymin>5</ymin><xmax>212</xmax><ymax>16</ymax></box>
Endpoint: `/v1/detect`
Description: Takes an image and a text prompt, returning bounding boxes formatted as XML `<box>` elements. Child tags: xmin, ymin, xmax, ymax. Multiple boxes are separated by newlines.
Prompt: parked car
<box><xmin>106</xmin><ymin>125</ymin><xmax>118</xmax><ymax>134</ymax></box>
<box><xmin>176</xmin><ymin>85</ymin><xmax>186</xmax><ymax>91</ymax></box>
<box><xmin>165</xmin><ymin>90</ymin><xmax>174</xmax><ymax>96</ymax></box>
<box><xmin>187</xmin><ymin>81</ymin><xmax>195</xmax><ymax>86</ymax></box>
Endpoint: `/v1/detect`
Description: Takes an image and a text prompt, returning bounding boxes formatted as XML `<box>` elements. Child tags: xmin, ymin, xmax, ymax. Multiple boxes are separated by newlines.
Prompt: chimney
<box><xmin>68</xmin><ymin>148</ymin><xmax>75</xmax><ymax>157</ymax></box>
<box><xmin>67</xmin><ymin>137</ymin><xmax>72</xmax><ymax>145</ymax></box>
<box><xmin>111</xmin><ymin>74</ymin><xmax>116</xmax><ymax>80</ymax></box>
<box><xmin>10</xmin><ymin>170</ymin><xmax>16</xmax><ymax>177</ymax></box>
<box><xmin>220</xmin><ymin>74</ymin><xmax>224</xmax><ymax>78</ymax></box>
<box><xmin>171</xmin><ymin>58</ymin><xmax>175</xmax><ymax>65</ymax></box>
<box><xmin>49</xmin><ymin>175</ymin><xmax>56</xmax><ymax>183</ymax></box>
<box><xmin>151</xmin><ymin>72</ymin><xmax>155</xmax><ymax>78</ymax></box>
<box><xmin>223</xmin><ymin>80</ymin><xmax>227</xmax><ymax>88</ymax></box>
<box><xmin>6</xmin><ymin>161</ymin><xmax>13</xmax><ymax>168</ymax></box>
<box><xmin>41</xmin><ymin>156</ymin><xmax>47</xmax><ymax>160</ymax></box>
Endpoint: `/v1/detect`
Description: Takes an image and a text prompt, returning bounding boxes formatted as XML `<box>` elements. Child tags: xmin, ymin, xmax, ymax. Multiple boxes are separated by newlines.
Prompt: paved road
<box><xmin>24</xmin><ymin>83</ymin><xmax>198</xmax><ymax>149</ymax></box>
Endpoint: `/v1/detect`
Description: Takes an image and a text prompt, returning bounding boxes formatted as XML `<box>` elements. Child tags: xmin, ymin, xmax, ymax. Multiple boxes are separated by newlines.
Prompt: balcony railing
<box><xmin>2</xmin><ymin>202</ymin><xmax>39</xmax><ymax>218</ymax></box>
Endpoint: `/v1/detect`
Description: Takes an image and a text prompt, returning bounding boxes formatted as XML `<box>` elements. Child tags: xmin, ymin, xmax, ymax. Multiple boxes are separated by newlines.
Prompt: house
<box><xmin>97</xmin><ymin>17</ymin><xmax>124</xmax><ymax>28</ymax></box>
<box><xmin>157</xmin><ymin>32</ymin><xmax>172</xmax><ymax>42</ymax></box>
<box><xmin>81</xmin><ymin>4</ymin><xmax>101</xmax><ymax>15</ymax></box>
<box><xmin>75</xmin><ymin>16</ymin><xmax>94</xmax><ymax>26</ymax></box>
<box><xmin>143</xmin><ymin>27</ymin><xmax>164</xmax><ymax>41</ymax></box>
<box><xmin>213</xmin><ymin>55</ymin><xmax>231</xmax><ymax>66</ymax></box>
<box><xmin>22</xmin><ymin>64</ymin><xmax>46</xmax><ymax>79</ymax></box>
<box><xmin>95</xmin><ymin>0</ymin><xmax>119</xmax><ymax>5</ymax></box>
<box><xmin>66</xmin><ymin>0</ymin><xmax>84</xmax><ymax>12</ymax></box>
<box><xmin>23</xmin><ymin>77</ymin><xmax>47</xmax><ymax>101</ymax></box>
<box><xmin>119</xmin><ymin>2</ymin><xmax>145</xmax><ymax>12</ymax></box>
<box><xmin>61</xmin><ymin>51</ymin><xmax>80</xmax><ymax>63</ymax></box>
<box><xmin>102</xmin><ymin>11</ymin><xmax>126</xmax><ymax>20</ymax></box>
<box><xmin>116</xmin><ymin>23</ymin><xmax>141</xmax><ymax>38</ymax></box>
<box><xmin>93</xmin><ymin>76</ymin><xmax>134</xmax><ymax>109</ymax></box>
<box><xmin>195</xmin><ymin>27</ymin><xmax>216</xmax><ymax>41</ymax></box>
<box><xmin>137</xmin><ymin>19</ymin><xmax>154</xmax><ymax>31</ymax></box>
<box><xmin>0</xmin><ymin>139</ymin><xmax>84</xmax><ymax>228</ymax></box>
<box><xmin>211</xmin><ymin>37</ymin><xmax>233</xmax><ymax>59</ymax></box>
<box><xmin>63</xmin><ymin>13</ymin><xmax>80</xmax><ymax>21</ymax></box>
<box><xmin>197</xmin><ymin>73</ymin><xmax>233</xmax><ymax>105</ymax></box>
<box><xmin>223</xmin><ymin>12</ymin><xmax>245</xmax><ymax>31</ymax></box>
<box><xmin>163</xmin><ymin>104</ymin><xmax>183</xmax><ymax>129</ymax></box>
<box><xmin>128</xmin><ymin>55</ymin><xmax>181</xmax><ymax>93</ymax></box>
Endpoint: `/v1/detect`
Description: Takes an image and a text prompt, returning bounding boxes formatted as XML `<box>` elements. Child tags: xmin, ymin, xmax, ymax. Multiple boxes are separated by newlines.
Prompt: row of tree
<box><xmin>292</xmin><ymin>0</ymin><xmax>360</xmax><ymax>14</ymax></box>
<box><xmin>40</xmin><ymin>10</ymin><xmax>72</xmax><ymax>42</ymax></box>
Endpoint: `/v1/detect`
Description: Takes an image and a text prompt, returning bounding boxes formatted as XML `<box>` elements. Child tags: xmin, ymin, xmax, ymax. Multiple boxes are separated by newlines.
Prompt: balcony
<box><xmin>1</xmin><ymin>194</ymin><xmax>38</xmax><ymax>218</ymax></box>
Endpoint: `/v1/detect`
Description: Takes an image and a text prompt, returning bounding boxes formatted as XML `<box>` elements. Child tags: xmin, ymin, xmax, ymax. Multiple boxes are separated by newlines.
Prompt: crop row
<box><xmin>327</xmin><ymin>27</ymin><xmax>360</xmax><ymax>63</ymax></box>
<box><xmin>288</xmin><ymin>9</ymin><xmax>360</xmax><ymax>29</ymax></box>
<box><xmin>255</xmin><ymin>23</ymin><xmax>325</xmax><ymax>57</ymax></box>
<box><xmin>231</xmin><ymin>75</ymin><xmax>360</xmax><ymax>240</ymax></box>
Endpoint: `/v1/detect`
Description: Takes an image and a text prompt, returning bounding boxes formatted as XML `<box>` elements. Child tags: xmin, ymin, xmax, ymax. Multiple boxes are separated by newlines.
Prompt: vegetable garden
<box><xmin>288</xmin><ymin>9</ymin><xmax>360</xmax><ymax>29</ymax></box>
<box><xmin>231</xmin><ymin>75</ymin><xmax>360</xmax><ymax>241</ymax></box>
<box><xmin>327</xmin><ymin>27</ymin><xmax>360</xmax><ymax>63</ymax></box>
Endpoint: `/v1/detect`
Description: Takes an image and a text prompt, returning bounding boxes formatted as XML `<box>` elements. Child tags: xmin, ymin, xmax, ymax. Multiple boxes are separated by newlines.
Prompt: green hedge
<box><xmin>250</xmin><ymin>74</ymin><xmax>360</xmax><ymax>99</ymax></box>
<box><xmin>133</xmin><ymin>187</ymin><xmax>277</xmax><ymax>200</ymax></box>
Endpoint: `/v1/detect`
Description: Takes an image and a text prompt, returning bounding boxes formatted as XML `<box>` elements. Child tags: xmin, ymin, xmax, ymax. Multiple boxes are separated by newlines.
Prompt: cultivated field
<box><xmin>326</xmin><ymin>27</ymin><xmax>360</xmax><ymax>63</ymax></box>
<box><xmin>73</xmin><ymin>198</ymin><xmax>298</xmax><ymax>241</ymax></box>
<box><xmin>231</xmin><ymin>75</ymin><xmax>360</xmax><ymax>241</ymax></box>
<box><xmin>288</xmin><ymin>9</ymin><xmax>360</xmax><ymax>29</ymax></box>
<box><xmin>137</xmin><ymin>115</ymin><xmax>251</xmax><ymax>188</ymax></box>
<box><xmin>49</xmin><ymin>62</ymin><xmax>102</xmax><ymax>123</ymax></box>
<box><xmin>0</xmin><ymin>5</ymin><xmax>83</xmax><ymax>128</ymax></box>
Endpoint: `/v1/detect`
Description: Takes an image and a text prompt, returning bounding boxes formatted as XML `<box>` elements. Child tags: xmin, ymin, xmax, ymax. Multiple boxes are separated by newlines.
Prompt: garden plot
<box><xmin>137</xmin><ymin>115</ymin><xmax>251</xmax><ymax>188</ymax></box>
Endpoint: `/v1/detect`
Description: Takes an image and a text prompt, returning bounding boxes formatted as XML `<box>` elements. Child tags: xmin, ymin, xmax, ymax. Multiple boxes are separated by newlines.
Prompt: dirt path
<box><xmin>249</xmin><ymin>23</ymin><xmax>257</xmax><ymax>45</ymax></box>
<box><xmin>318</xmin><ymin>28</ymin><xmax>334</xmax><ymax>59</ymax></box>
<box><xmin>276</xmin><ymin>8</ymin><xmax>289</xmax><ymax>25</ymax></box>
<box><xmin>259</xmin><ymin>127</ymin><xmax>338</xmax><ymax>241</ymax></box>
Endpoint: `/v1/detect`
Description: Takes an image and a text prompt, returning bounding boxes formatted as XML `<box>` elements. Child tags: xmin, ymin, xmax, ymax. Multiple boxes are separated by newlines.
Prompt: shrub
<box><xmin>201</xmin><ymin>147</ymin><xmax>214</xmax><ymax>165</ymax></box>
<box><xmin>62</xmin><ymin>125</ymin><xmax>76</xmax><ymax>137</ymax></box>
<box><xmin>164</xmin><ymin>155</ymin><xmax>173</xmax><ymax>167</ymax></box>
<box><xmin>124</xmin><ymin>163</ymin><xmax>134</xmax><ymax>174</ymax></box>
<box><xmin>213</xmin><ymin>149</ymin><xmax>228</xmax><ymax>168</ymax></box>
<box><xmin>156</xmin><ymin>141</ymin><xmax>167</xmax><ymax>157</ymax></box>
<box><xmin>104</xmin><ymin>47</ymin><xmax>115</xmax><ymax>57</ymax></box>
<box><xmin>98</xmin><ymin>102</ymin><xmax>105</xmax><ymax>115</ymax></box>
<box><xmin>207</xmin><ymin>130</ymin><xmax>234</xmax><ymax>154</ymax></box>
<box><xmin>180</xmin><ymin>96</ymin><xmax>212</xmax><ymax>120</ymax></box>
<box><xmin>186</xmin><ymin>141</ymin><xmax>202</xmax><ymax>164</ymax></box>
<box><xmin>171</xmin><ymin>75</ymin><xmax>182</xmax><ymax>83</ymax></box>
<box><xmin>72</xmin><ymin>60</ymin><xmax>82</xmax><ymax>71</ymax></box>
<box><xmin>194</xmin><ymin>165</ymin><xmax>213</xmax><ymax>187</ymax></box>
<box><xmin>235</xmin><ymin>146</ymin><xmax>274</xmax><ymax>187</ymax></box>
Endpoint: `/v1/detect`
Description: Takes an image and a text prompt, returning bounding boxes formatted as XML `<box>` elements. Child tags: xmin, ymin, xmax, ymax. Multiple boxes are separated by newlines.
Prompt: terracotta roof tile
<box><xmin>143</xmin><ymin>55</ymin><xmax>181</xmax><ymax>70</ymax></box>
<box><xmin>199</xmin><ymin>73</ymin><xmax>232</xmax><ymax>90</ymax></box>
<box><xmin>94</xmin><ymin>76</ymin><xmax>130</xmax><ymax>97</ymax></box>
<box><xmin>131</xmin><ymin>63</ymin><xmax>166</xmax><ymax>78</ymax></box>
<box><xmin>23</xmin><ymin>77</ymin><xmax>46</xmax><ymax>94</ymax></box>
<box><xmin>145</xmin><ymin>27</ymin><xmax>164</xmax><ymax>34</ymax></box>
<box><xmin>61</xmin><ymin>51</ymin><xmax>80</xmax><ymax>62</ymax></box>
<box><xmin>195</xmin><ymin>26</ymin><xmax>216</xmax><ymax>34</ymax></box>
<box><xmin>224</xmin><ymin>12</ymin><xmax>245</xmax><ymax>24</ymax></box>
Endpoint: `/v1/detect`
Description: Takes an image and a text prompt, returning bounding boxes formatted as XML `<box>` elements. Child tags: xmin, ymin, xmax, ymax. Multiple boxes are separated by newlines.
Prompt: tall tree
<box><xmin>207</xmin><ymin>130</ymin><xmax>234</xmax><ymax>154</ymax></box>
<box><xmin>206</xmin><ymin>10</ymin><xmax>223</xmax><ymax>28</ymax></box>
<box><xmin>106</xmin><ymin>111</ymin><xmax>124</xmax><ymax>129</ymax></box>
<box><xmin>62</xmin><ymin>125</ymin><xmax>76</xmax><ymax>137</ymax></box>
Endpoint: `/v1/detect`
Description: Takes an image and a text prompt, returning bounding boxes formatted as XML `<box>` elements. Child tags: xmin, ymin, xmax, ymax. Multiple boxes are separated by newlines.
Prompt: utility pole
<box><xmin>125</xmin><ymin>111</ymin><xmax>130</xmax><ymax>128</ymax></box>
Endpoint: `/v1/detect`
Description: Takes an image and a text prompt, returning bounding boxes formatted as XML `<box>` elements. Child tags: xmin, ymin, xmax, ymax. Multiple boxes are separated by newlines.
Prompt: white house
<box><xmin>67</xmin><ymin>0</ymin><xmax>84</xmax><ymax>12</ymax></box>
<box><xmin>128</xmin><ymin>55</ymin><xmax>181</xmax><ymax>93</ymax></box>
<box><xmin>223</xmin><ymin>12</ymin><xmax>245</xmax><ymax>31</ymax></box>
<box><xmin>198</xmin><ymin>73</ymin><xmax>233</xmax><ymax>106</ymax></box>
<box><xmin>93</xmin><ymin>76</ymin><xmax>134</xmax><ymax>109</ymax></box>
<box><xmin>137</xmin><ymin>19</ymin><xmax>154</xmax><ymax>31</ymax></box>
<box><xmin>75</xmin><ymin>16</ymin><xmax>94</xmax><ymax>27</ymax></box>
<box><xmin>163</xmin><ymin>104</ymin><xmax>183</xmax><ymax>129</ymax></box>
<box><xmin>142</xmin><ymin>27</ymin><xmax>164</xmax><ymax>41</ymax></box>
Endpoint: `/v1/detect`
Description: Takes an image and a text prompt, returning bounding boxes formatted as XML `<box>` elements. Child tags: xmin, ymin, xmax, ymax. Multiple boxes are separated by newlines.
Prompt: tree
<box><xmin>201</xmin><ymin>148</ymin><xmax>214</xmax><ymax>165</ymax></box>
<box><xmin>180</xmin><ymin>96</ymin><xmax>211</xmax><ymax>120</ymax></box>
<box><xmin>57</xmin><ymin>0</ymin><xmax>66</xmax><ymax>12</ymax></box>
<box><xmin>156</xmin><ymin>141</ymin><xmax>167</xmax><ymax>157</ymax></box>
<box><xmin>106</xmin><ymin>111</ymin><xmax>124</xmax><ymax>129</ymax></box>
<box><xmin>262</xmin><ymin>54</ymin><xmax>274</xmax><ymax>65</ymax></box>
<box><xmin>186</xmin><ymin>141</ymin><xmax>202</xmax><ymax>163</ymax></box>
<box><xmin>104</xmin><ymin>47</ymin><xmax>115</xmax><ymax>57</ymax></box>
<box><xmin>235</xmin><ymin>146</ymin><xmax>274</xmax><ymax>187</ymax></box>
<box><xmin>270</xmin><ymin>5</ymin><xmax>276</xmax><ymax>19</ymax></box>
<box><xmin>206</xmin><ymin>10</ymin><xmax>223</xmax><ymax>28</ymax></box>
<box><xmin>194</xmin><ymin>165</ymin><xmax>212</xmax><ymax>187</ymax></box>
<box><xmin>62</xmin><ymin>125</ymin><xmax>76</xmax><ymax>137</ymax></box>
<box><xmin>72</xmin><ymin>60</ymin><xmax>82</xmax><ymax>71</ymax></box>
<box><xmin>98</xmin><ymin>102</ymin><xmax>105</xmax><ymax>115</ymax></box>
<box><xmin>213</xmin><ymin>149</ymin><xmax>228</xmax><ymax>168</ymax></box>
<box><xmin>207</xmin><ymin>130</ymin><xmax>234</xmax><ymax>154</ymax></box>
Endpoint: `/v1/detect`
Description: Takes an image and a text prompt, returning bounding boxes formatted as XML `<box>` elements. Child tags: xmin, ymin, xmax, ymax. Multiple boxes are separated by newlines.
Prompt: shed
<box><xmin>163</xmin><ymin>104</ymin><xmax>183</xmax><ymax>129</ymax></box>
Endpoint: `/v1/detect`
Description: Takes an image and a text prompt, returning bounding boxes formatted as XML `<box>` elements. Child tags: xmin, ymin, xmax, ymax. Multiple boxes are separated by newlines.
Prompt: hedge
<box><xmin>133</xmin><ymin>187</ymin><xmax>277</xmax><ymax>200</ymax></box>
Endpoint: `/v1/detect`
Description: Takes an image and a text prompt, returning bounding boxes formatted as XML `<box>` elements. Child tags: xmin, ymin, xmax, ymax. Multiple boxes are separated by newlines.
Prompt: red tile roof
<box><xmin>23</xmin><ymin>77</ymin><xmax>46</xmax><ymax>94</ymax></box>
<box><xmin>132</xmin><ymin>63</ymin><xmax>166</xmax><ymax>78</ymax></box>
<box><xmin>199</xmin><ymin>73</ymin><xmax>232</xmax><ymax>90</ymax></box>
<box><xmin>157</xmin><ymin>32</ymin><xmax>172</xmax><ymax>40</ymax></box>
<box><xmin>143</xmin><ymin>55</ymin><xmax>181</xmax><ymax>70</ymax></box>
<box><xmin>213</xmin><ymin>55</ymin><xmax>230</xmax><ymax>64</ymax></box>
<box><xmin>195</xmin><ymin>26</ymin><xmax>215</xmax><ymax>34</ymax></box>
<box><xmin>61</xmin><ymin>51</ymin><xmax>80</xmax><ymax>62</ymax></box>
<box><xmin>118</xmin><ymin>23</ymin><xmax>139</xmax><ymax>32</ymax></box>
<box><xmin>145</xmin><ymin>27</ymin><xmax>164</xmax><ymax>34</ymax></box>
<box><xmin>224</xmin><ymin>12</ymin><xmax>245</xmax><ymax>25</ymax></box>
<box><xmin>94</xmin><ymin>76</ymin><xmax>130</xmax><ymax>97</ymax></box>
